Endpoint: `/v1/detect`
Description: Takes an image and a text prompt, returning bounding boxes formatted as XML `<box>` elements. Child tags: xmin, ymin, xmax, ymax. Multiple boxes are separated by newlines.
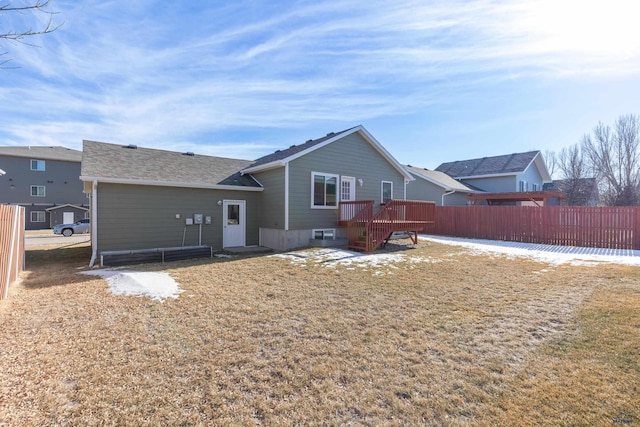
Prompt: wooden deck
<box><xmin>340</xmin><ymin>200</ymin><xmax>436</xmax><ymax>252</ymax></box>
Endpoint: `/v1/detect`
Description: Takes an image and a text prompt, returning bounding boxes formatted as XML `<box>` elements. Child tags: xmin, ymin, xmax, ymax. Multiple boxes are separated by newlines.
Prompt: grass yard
<box><xmin>1</xmin><ymin>239</ymin><xmax>639</xmax><ymax>426</ymax></box>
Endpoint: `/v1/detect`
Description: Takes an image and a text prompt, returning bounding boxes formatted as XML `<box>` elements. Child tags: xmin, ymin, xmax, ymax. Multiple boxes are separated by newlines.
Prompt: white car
<box><xmin>53</xmin><ymin>218</ymin><xmax>90</xmax><ymax>236</ymax></box>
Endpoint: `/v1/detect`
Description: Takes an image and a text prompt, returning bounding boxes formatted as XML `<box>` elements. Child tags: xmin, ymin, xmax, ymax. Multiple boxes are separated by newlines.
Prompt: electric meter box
<box><xmin>193</xmin><ymin>214</ymin><xmax>203</xmax><ymax>224</ymax></box>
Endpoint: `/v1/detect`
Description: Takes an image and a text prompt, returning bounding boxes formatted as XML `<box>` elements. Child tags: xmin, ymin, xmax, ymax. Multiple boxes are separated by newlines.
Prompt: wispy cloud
<box><xmin>1</xmin><ymin>0</ymin><xmax>638</xmax><ymax>160</ymax></box>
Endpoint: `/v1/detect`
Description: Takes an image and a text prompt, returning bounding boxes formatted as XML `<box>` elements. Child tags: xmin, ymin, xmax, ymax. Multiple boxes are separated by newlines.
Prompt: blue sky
<box><xmin>1</xmin><ymin>0</ymin><xmax>639</xmax><ymax>170</ymax></box>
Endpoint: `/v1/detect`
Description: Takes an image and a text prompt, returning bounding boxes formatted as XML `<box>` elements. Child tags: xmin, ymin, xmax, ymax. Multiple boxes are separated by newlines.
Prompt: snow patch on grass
<box><xmin>81</xmin><ymin>269</ymin><xmax>183</xmax><ymax>302</ymax></box>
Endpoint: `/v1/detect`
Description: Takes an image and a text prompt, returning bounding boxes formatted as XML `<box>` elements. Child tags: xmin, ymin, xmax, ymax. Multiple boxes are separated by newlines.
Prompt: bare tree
<box><xmin>581</xmin><ymin>114</ymin><xmax>640</xmax><ymax>206</ymax></box>
<box><xmin>1</xmin><ymin>0</ymin><xmax>61</xmax><ymax>68</ymax></box>
<box><xmin>556</xmin><ymin>144</ymin><xmax>591</xmax><ymax>205</ymax></box>
<box><xmin>543</xmin><ymin>149</ymin><xmax>558</xmax><ymax>179</ymax></box>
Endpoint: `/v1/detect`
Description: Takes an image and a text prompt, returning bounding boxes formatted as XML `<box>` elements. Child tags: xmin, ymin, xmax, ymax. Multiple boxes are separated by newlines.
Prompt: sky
<box><xmin>1</xmin><ymin>0</ymin><xmax>639</xmax><ymax>170</ymax></box>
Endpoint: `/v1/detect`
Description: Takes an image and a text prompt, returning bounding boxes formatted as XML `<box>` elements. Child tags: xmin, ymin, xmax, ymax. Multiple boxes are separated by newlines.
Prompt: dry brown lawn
<box><xmin>1</xmin><ymin>239</ymin><xmax>639</xmax><ymax>426</ymax></box>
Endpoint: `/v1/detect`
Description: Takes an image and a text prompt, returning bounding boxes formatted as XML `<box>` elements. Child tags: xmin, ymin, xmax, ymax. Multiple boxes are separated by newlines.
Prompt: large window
<box><xmin>30</xmin><ymin>185</ymin><xmax>45</xmax><ymax>197</ymax></box>
<box><xmin>30</xmin><ymin>211</ymin><xmax>46</xmax><ymax>222</ymax></box>
<box><xmin>30</xmin><ymin>159</ymin><xmax>45</xmax><ymax>171</ymax></box>
<box><xmin>381</xmin><ymin>181</ymin><xmax>393</xmax><ymax>204</ymax></box>
<box><xmin>312</xmin><ymin>172</ymin><xmax>338</xmax><ymax>208</ymax></box>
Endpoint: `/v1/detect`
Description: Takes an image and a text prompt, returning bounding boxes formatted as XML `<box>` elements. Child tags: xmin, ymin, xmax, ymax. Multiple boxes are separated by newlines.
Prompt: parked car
<box><xmin>53</xmin><ymin>218</ymin><xmax>90</xmax><ymax>236</ymax></box>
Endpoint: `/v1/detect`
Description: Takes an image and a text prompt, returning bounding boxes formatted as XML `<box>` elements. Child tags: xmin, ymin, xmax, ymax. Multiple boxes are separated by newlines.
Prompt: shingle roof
<box><xmin>405</xmin><ymin>165</ymin><xmax>476</xmax><ymax>192</ymax></box>
<box><xmin>81</xmin><ymin>140</ymin><xmax>260</xmax><ymax>188</ymax></box>
<box><xmin>435</xmin><ymin>151</ymin><xmax>540</xmax><ymax>178</ymax></box>
<box><xmin>249</xmin><ymin>127</ymin><xmax>358</xmax><ymax>167</ymax></box>
<box><xmin>0</xmin><ymin>146</ymin><xmax>82</xmax><ymax>162</ymax></box>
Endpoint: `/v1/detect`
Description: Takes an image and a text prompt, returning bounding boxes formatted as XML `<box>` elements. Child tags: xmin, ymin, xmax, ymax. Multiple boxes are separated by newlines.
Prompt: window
<box><xmin>312</xmin><ymin>172</ymin><xmax>338</xmax><ymax>208</ymax></box>
<box><xmin>533</xmin><ymin>183</ymin><xmax>539</xmax><ymax>191</ymax></box>
<box><xmin>381</xmin><ymin>181</ymin><xmax>393</xmax><ymax>204</ymax></box>
<box><xmin>341</xmin><ymin>176</ymin><xmax>356</xmax><ymax>202</ymax></box>
<box><xmin>519</xmin><ymin>180</ymin><xmax>528</xmax><ymax>192</ymax></box>
<box><xmin>313</xmin><ymin>229</ymin><xmax>335</xmax><ymax>240</ymax></box>
<box><xmin>30</xmin><ymin>185</ymin><xmax>45</xmax><ymax>197</ymax></box>
<box><xmin>30</xmin><ymin>211</ymin><xmax>45</xmax><ymax>222</ymax></box>
<box><xmin>30</xmin><ymin>159</ymin><xmax>45</xmax><ymax>171</ymax></box>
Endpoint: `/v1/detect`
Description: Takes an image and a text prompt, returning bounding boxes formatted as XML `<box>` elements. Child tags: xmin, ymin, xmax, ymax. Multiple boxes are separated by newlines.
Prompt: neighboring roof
<box><xmin>549</xmin><ymin>178</ymin><xmax>599</xmax><ymax>205</ymax></box>
<box><xmin>45</xmin><ymin>204</ymin><xmax>89</xmax><ymax>212</ymax></box>
<box><xmin>467</xmin><ymin>191</ymin><xmax>566</xmax><ymax>205</ymax></box>
<box><xmin>405</xmin><ymin>165</ymin><xmax>477</xmax><ymax>192</ymax></box>
<box><xmin>80</xmin><ymin>140</ymin><xmax>261</xmax><ymax>190</ymax></box>
<box><xmin>242</xmin><ymin>125</ymin><xmax>413</xmax><ymax>181</ymax></box>
<box><xmin>549</xmin><ymin>178</ymin><xmax>597</xmax><ymax>191</ymax></box>
<box><xmin>0</xmin><ymin>146</ymin><xmax>82</xmax><ymax>162</ymax></box>
<box><xmin>436</xmin><ymin>151</ymin><xmax>550</xmax><ymax>180</ymax></box>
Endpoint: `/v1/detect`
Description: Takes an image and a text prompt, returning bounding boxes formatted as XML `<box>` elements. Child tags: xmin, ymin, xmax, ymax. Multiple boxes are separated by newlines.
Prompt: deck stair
<box><xmin>341</xmin><ymin>200</ymin><xmax>436</xmax><ymax>253</ymax></box>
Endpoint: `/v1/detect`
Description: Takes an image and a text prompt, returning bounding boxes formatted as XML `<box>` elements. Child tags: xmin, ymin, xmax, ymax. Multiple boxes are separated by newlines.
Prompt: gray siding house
<box><xmin>0</xmin><ymin>146</ymin><xmax>88</xmax><ymax>229</ymax></box>
<box><xmin>435</xmin><ymin>151</ymin><xmax>553</xmax><ymax>205</ymax></box>
<box><xmin>80</xmin><ymin>126</ymin><xmax>416</xmax><ymax>265</ymax></box>
<box><xmin>244</xmin><ymin>126</ymin><xmax>413</xmax><ymax>250</ymax></box>
<box><xmin>405</xmin><ymin>166</ymin><xmax>477</xmax><ymax>206</ymax></box>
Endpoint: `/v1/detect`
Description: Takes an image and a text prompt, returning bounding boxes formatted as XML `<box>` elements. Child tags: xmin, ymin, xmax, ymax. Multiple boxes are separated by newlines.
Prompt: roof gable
<box><xmin>242</xmin><ymin>125</ymin><xmax>412</xmax><ymax>181</ymax></box>
<box><xmin>436</xmin><ymin>151</ymin><xmax>542</xmax><ymax>179</ymax></box>
<box><xmin>80</xmin><ymin>140</ymin><xmax>260</xmax><ymax>189</ymax></box>
<box><xmin>0</xmin><ymin>146</ymin><xmax>82</xmax><ymax>162</ymax></box>
<box><xmin>405</xmin><ymin>165</ymin><xmax>476</xmax><ymax>192</ymax></box>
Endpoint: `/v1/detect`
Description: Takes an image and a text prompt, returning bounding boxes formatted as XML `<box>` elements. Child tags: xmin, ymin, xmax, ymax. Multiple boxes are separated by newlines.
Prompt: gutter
<box><xmin>442</xmin><ymin>190</ymin><xmax>456</xmax><ymax>206</ymax></box>
<box><xmin>89</xmin><ymin>180</ymin><xmax>98</xmax><ymax>267</ymax></box>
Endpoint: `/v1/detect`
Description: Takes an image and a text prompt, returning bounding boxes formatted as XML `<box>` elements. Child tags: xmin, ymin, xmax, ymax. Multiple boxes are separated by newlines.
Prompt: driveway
<box><xmin>25</xmin><ymin>232</ymin><xmax>90</xmax><ymax>247</ymax></box>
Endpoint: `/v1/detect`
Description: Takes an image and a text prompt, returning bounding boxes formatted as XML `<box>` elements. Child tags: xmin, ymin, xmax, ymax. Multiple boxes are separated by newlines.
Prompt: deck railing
<box><xmin>340</xmin><ymin>200</ymin><xmax>436</xmax><ymax>252</ymax></box>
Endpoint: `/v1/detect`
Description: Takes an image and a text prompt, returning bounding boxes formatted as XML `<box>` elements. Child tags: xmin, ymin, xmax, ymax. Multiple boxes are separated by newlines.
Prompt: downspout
<box><xmin>441</xmin><ymin>189</ymin><xmax>455</xmax><ymax>206</ymax></box>
<box><xmin>284</xmin><ymin>162</ymin><xmax>289</xmax><ymax>231</ymax></box>
<box><xmin>89</xmin><ymin>180</ymin><xmax>98</xmax><ymax>267</ymax></box>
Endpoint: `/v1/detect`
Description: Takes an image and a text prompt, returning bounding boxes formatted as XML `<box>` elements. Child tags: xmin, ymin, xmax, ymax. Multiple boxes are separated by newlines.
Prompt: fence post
<box><xmin>633</xmin><ymin>206</ymin><xmax>640</xmax><ymax>250</ymax></box>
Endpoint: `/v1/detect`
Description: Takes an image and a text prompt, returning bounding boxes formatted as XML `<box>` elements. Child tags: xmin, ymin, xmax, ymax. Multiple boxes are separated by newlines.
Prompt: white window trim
<box><xmin>30</xmin><ymin>185</ymin><xmax>46</xmax><ymax>197</ymax></box>
<box><xmin>311</xmin><ymin>171</ymin><xmax>339</xmax><ymax>209</ymax></box>
<box><xmin>312</xmin><ymin>228</ymin><xmax>336</xmax><ymax>240</ymax></box>
<box><xmin>30</xmin><ymin>159</ymin><xmax>46</xmax><ymax>171</ymax></box>
<box><xmin>30</xmin><ymin>211</ymin><xmax>46</xmax><ymax>222</ymax></box>
<box><xmin>381</xmin><ymin>180</ymin><xmax>393</xmax><ymax>204</ymax></box>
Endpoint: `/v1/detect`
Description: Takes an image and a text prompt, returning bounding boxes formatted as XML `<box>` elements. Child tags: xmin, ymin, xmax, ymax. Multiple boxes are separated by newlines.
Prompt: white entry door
<box><xmin>223</xmin><ymin>200</ymin><xmax>246</xmax><ymax>247</ymax></box>
<box><xmin>63</xmin><ymin>211</ymin><xmax>74</xmax><ymax>224</ymax></box>
<box><xmin>340</xmin><ymin>176</ymin><xmax>357</xmax><ymax>219</ymax></box>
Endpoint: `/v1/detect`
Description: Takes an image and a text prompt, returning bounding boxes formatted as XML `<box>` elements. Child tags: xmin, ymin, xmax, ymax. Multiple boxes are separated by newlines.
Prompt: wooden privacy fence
<box><xmin>0</xmin><ymin>205</ymin><xmax>25</xmax><ymax>301</ymax></box>
<box><xmin>426</xmin><ymin>206</ymin><xmax>640</xmax><ymax>250</ymax></box>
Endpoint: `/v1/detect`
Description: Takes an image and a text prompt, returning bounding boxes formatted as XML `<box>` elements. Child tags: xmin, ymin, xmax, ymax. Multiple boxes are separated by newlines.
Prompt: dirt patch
<box><xmin>1</xmin><ymin>240</ymin><xmax>638</xmax><ymax>425</ymax></box>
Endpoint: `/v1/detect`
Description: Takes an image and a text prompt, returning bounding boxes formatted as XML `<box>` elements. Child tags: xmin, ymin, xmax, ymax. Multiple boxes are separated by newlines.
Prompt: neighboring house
<box><xmin>0</xmin><ymin>146</ymin><xmax>88</xmax><ymax>230</ymax></box>
<box><xmin>547</xmin><ymin>178</ymin><xmax>599</xmax><ymax>206</ymax></box>
<box><xmin>405</xmin><ymin>165</ymin><xmax>478</xmax><ymax>206</ymax></box>
<box><xmin>435</xmin><ymin>150</ymin><xmax>555</xmax><ymax>205</ymax></box>
<box><xmin>80</xmin><ymin>126</ymin><xmax>423</xmax><ymax>265</ymax></box>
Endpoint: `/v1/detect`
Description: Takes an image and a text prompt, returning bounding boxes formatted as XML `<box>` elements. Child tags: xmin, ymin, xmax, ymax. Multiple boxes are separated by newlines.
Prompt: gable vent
<box><xmin>123</xmin><ymin>144</ymin><xmax>137</xmax><ymax>149</ymax></box>
<box><xmin>182</xmin><ymin>152</ymin><xmax>195</xmax><ymax>156</ymax></box>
